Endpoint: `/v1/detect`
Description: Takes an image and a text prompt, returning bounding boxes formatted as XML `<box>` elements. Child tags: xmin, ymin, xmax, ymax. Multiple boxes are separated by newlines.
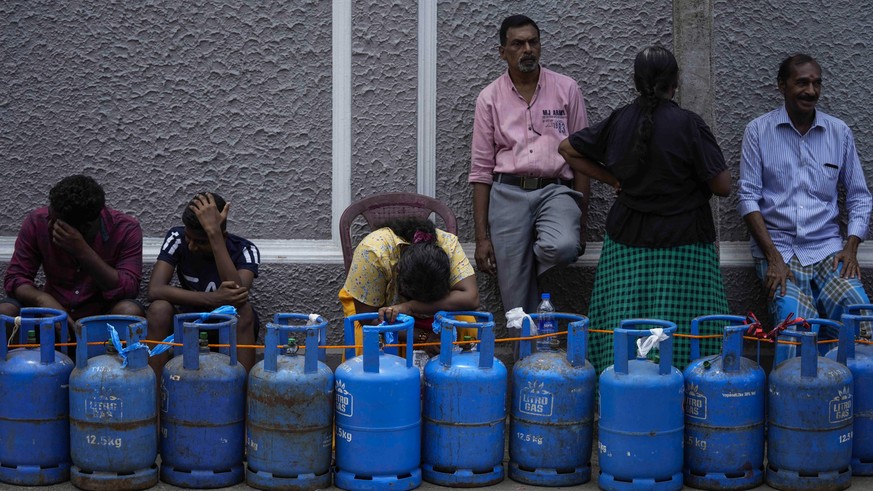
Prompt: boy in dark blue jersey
<box><xmin>146</xmin><ymin>192</ymin><xmax>260</xmax><ymax>373</ymax></box>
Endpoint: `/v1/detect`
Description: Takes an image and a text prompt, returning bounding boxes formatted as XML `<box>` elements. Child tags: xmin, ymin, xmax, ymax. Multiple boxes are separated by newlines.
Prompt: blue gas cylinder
<box><xmin>768</xmin><ymin>324</ymin><xmax>853</xmax><ymax>490</ymax></box>
<box><xmin>683</xmin><ymin>316</ymin><xmax>765</xmax><ymax>490</ymax></box>
<box><xmin>69</xmin><ymin>315</ymin><xmax>158</xmax><ymax>490</ymax></box>
<box><xmin>246</xmin><ymin>314</ymin><xmax>334</xmax><ymax>491</ymax></box>
<box><xmin>0</xmin><ymin>308</ymin><xmax>73</xmax><ymax>485</ymax></box>
<box><xmin>422</xmin><ymin>311</ymin><xmax>508</xmax><ymax>486</ymax></box>
<box><xmin>599</xmin><ymin>319</ymin><xmax>684</xmax><ymax>491</ymax></box>
<box><xmin>334</xmin><ymin>313</ymin><xmax>421</xmax><ymax>490</ymax></box>
<box><xmin>160</xmin><ymin>312</ymin><xmax>246</xmax><ymax>487</ymax></box>
<box><xmin>827</xmin><ymin>310</ymin><xmax>873</xmax><ymax>476</ymax></box>
<box><xmin>509</xmin><ymin>312</ymin><xmax>595</xmax><ymax>486</ymax></box>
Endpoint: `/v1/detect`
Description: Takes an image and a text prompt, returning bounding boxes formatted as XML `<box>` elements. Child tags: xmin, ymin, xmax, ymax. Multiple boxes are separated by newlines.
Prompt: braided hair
<box><xmin>631</xmin><ymin>46</ymin><xmax>679</xmax><ymax>164</ymax></box>
<box><xmin>385</xmin><ymin>218</ymin><xmax>451</xmax><ymax>303</ymax></box>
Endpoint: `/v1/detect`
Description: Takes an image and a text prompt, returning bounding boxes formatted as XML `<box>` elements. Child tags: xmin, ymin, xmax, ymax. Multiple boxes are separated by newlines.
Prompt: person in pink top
<box><xmin>470</xmin><ymin>14</ymin><xmax>589</xmax><ymax>337</ymax></box>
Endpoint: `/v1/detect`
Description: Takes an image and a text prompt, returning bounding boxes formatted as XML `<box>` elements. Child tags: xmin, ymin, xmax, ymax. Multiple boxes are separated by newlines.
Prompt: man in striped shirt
<box><xmin>737</xmin><ymin>53</ymin><xmax>872</xmax><ymax>362</ymax></box>
<box><xmin>146</xmin><ymin>192</ymin><xmax>260</xmax><ymax>372</ymax></box>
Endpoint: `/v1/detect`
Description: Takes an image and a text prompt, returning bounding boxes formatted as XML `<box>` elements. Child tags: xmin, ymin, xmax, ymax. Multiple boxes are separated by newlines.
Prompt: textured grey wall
<box><xmin>351</xmin><ymin>1</ymin><xmax>419</xmax><ymax>197</ymax></box>
<box><xmin>1</xmin><ymin>0</ymin><xmax>333</xmax><ymax>240</ymax></box>
<box><xmin>2</xmin><ymin>0</ymin><xmax>873</xmax><ymax>344</ymax></box>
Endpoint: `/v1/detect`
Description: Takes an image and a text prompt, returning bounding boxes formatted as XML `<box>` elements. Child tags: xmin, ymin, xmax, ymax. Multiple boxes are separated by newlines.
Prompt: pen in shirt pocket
<box><xmin>824</xmin><ymin>163</ymin><xmax>839</xmax><ymax>169</ymax></box>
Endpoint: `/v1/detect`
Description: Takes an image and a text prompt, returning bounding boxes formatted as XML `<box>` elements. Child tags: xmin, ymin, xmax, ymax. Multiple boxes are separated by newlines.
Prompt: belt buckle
<box><xmin>520</xmin><ymin>176</ymin><xmax>540</xmax><ymax>190</ymax></box>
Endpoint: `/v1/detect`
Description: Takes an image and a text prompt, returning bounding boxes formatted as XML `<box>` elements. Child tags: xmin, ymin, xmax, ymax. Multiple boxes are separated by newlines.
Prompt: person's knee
<box><xmin>111</xmin><ymin>299</ymin><xmax>145</xmax><ymax>317</ymax></box>
<box><xmin>0</xmin><ymin>300</ymin><xmax>20</xmax><ymax>318</ymax></box>
<box><xmin>146</xmin><ymin>300</ymin><xmax>175</xmax><ymax>338</ymax></box>
<box><xmin>534</xmin><ymin>234</ymin><xmax>579</xmax><ymax>266</ymax></box>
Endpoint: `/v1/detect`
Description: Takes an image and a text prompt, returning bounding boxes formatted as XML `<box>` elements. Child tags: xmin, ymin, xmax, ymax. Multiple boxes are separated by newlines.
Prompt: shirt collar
<box><xmin>501</xmin><ymin>66</ymin><xmax>543</xmax><ymax>96</ymax></box>
<box><xmin>775</xmin><ymin>104</ymin><xmax>825</xmax><ymax>133</ymax></box>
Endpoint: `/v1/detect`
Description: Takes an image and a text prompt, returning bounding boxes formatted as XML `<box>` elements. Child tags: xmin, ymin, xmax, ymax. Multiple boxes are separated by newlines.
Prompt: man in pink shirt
<box><xmin>470</xmin><ymin>15</ymin><xmax>589</xmax><ymax>327</ymax></box>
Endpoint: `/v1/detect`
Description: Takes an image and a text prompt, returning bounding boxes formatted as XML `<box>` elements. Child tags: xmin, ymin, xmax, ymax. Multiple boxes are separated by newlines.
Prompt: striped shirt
<box><xmin>157</xmin><ymin>226</ymin><xmax>259</xmax><ymax>293</ymax></box>
<box><xmin>737</xmin><ymin>105</ymin><xmax>872</xmax><ymax>266</ymax></box>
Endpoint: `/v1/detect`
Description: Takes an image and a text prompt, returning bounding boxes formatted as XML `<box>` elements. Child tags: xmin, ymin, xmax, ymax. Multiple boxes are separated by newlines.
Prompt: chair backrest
<box><xmin>339</xmin><ymin>192</ymin><xmax>458</xmax><ymax>273</ymax></box>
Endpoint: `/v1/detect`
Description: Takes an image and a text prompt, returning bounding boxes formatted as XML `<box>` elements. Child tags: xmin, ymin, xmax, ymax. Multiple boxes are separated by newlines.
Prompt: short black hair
<box><xmin>48</xmin><ymin>175</ymin><xmax>105</xmax><ymax>229</ymax></box>
<box><xmin>777</xmin><ymin>53</ymin><xmax>820</xmax><ymax>84</ymax></box>
<box><xmin>500</xmin><ymin>15</ymin><xmax>539</xmax><ymax>46</ymax></box>
<box><xmin>182</xmin><ymin>192</ymin><xmax>227</xmax><ymax>232</ymax></box>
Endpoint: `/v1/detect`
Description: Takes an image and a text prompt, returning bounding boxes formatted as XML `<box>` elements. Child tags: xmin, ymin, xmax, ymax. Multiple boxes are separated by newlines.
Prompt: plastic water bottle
<box><xmin>536</xmin><ymin>293</ymin><xmax>556</xmax><ymax>351</ymax></box>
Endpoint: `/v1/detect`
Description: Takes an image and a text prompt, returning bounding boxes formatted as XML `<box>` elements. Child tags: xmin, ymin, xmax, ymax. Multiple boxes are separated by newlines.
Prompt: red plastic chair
<box><xmin>339</xmin><ymin>192</ymin><xmax>458</xmax><ymax>273</ymax></box>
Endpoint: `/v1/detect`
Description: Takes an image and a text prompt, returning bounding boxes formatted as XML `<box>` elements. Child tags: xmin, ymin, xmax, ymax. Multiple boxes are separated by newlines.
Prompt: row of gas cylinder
<box><xmin>0</xmin><ymin>307</ymin><xmax>871</xmax><ymax>491</ymax></box>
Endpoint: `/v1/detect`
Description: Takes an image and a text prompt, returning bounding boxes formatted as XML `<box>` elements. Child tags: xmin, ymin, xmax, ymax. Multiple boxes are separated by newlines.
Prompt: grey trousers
<box><xmin>488</xmin><ymin>181</ymin><xmax>583</xmax><ymax>317</ymax></box>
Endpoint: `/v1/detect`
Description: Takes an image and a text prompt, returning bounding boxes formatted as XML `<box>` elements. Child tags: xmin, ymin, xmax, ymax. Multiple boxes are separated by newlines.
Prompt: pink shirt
<box><xmin>469</xmin><ymin>66</ymin><xmax>588</xmax><ymax>184</ymax></box>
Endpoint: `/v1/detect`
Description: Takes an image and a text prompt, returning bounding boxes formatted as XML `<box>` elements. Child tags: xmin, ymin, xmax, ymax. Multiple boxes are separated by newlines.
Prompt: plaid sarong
<box><xmin>588</xmin><ymin>235</ymin><xmax>730</xmax><ymax>373</ymax></box>
<box><xmin>755</xmin><ymin>254</ymin><xmax>871</xmax><ymax>361</ymax></box>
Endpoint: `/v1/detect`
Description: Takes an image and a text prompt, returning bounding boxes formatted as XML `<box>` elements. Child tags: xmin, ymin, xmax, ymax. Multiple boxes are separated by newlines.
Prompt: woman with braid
<box><xmin>339</xmin><ymin>217</ymin><xmax>479</xmax><ymax>355</ymax></box>
<box><xmin>558</xmin><ymin>46</ymin><xmax>731</xmax><ymax>372</ymax></box>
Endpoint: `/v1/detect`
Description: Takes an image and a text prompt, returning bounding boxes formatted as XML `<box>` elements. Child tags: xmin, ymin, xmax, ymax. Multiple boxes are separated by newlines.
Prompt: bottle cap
<box><xmin>541</xmin><ymin>293</ymin><xmax>550</xmax><ymax>300</ymax></box>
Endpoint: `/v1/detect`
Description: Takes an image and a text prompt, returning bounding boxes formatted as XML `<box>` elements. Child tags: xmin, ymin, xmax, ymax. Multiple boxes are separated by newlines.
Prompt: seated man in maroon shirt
<box><xmin>1</xmin><ymin>174</ymin><xmax>144</xmax><ymax>340</ymax></box>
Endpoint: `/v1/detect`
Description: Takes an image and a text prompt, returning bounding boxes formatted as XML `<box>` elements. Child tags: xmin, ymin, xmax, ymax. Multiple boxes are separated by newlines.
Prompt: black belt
<box><xmin>493</xmin><ymin>172</ymin><xmax>573</xmax><ymax>190</ymax></box>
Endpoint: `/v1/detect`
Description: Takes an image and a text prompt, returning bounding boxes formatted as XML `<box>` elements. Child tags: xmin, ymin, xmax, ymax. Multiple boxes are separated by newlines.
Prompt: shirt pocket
<box><xmin>804</xmin><ymin>161</ymin><xmax>839</xmax><ymax>202</ymax></box>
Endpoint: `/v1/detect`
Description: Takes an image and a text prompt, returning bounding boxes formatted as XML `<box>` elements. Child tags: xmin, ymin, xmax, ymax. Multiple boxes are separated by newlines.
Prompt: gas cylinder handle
<box><xmin>565</xmin><ymin>315</ymin><xmax>589</xmax><ymax>367</ymax></box>
<box><xmin>180</xmin><ymin>313</ymin><xmax>238</xmax><ymax>370</ymax></box>
<box><xmin>721</xmin><ymin>326</ymin><xmax>747</xmax><ymax>373</ymax></box>
<box><xmin>806</xmin><ymin>318</ymin><xmax>845</xmax><ymax>365</ymax></box>
<box><xmin>342</xmin><ymin>312</ymin><xmax>416</xmax><ymax>361</ymax></box>
<box><xmin>777</xmin><ymin>329</ymin><xmax>821</xmax><ymax>377</ymax></box>
<box><xmin>74</xmin><ymin>315</ymin><xmax>148</xmax><ymax>369</ymax></box>
<box><xmin>173</xmin><ymin>311</ymin><xmax>238</xmax><ymax>358</ymax></box>
<box><xmin>519</xmin><ymin>313</ymin><xmax>587</xmax><ymax>365</ymax></box>
<box><xmin>614</xmin><ymin>319</ymin><xmax>677</xmax><ymax>375</ymax></box>
<box><xmin>355</xmin><ymin>313</ymin><xmax>415</xmax><ymax>373</ymax></box>
<box><xmin>842</xmin><ymin>312</ymin><xmax>873</xmax><ymax>339</ymax></box>
<box><xmin>264</xmin><ymin>315</ymin><xmax>326</xmax><ymax>374</ymax></box>
<box><xmin>689</xmin><ymin>315</ymin><xmax>747</xmax><ymax>362</ymax></box>
<box><xmin>274</xmin><ymin>312</ymin><xmax>328</xmax><ymax>363</ymax></box>
<box><xmin>837</xmin><ymin>315</ymin><xmax>857</xmax><ymax>361</ymax></box>
<box><xmin>1</xmin><ymin>308</ymin><xmax>66</xmax><ymax>364</ymax></box>
<box><xmin>847</xmin><ymin>304</ymin><xmax>873</xmax><ymax>316</ymax></box>
<box><xmin>435</xmin><ymin>311</ymin><xmax>495</xmax><ymax>368</ymax></box>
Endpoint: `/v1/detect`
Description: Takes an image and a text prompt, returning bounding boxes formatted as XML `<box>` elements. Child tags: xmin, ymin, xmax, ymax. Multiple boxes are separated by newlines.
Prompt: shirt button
<box><xmin>529</xmin><ymin>149</ymin><xmax>533</xmax><ymax>153</ymax></box>
<box><xmin>74</xmin><ymin>290</ymin><xmax>80</xmax><ymax>295</ymax></box>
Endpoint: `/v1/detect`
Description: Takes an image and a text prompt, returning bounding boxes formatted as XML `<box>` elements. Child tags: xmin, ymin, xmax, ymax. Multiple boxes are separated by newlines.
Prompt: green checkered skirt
<box><xmin>588</xmin><ymin>235</ymin><xmax>730</xmax><ymax>374</ymax></box>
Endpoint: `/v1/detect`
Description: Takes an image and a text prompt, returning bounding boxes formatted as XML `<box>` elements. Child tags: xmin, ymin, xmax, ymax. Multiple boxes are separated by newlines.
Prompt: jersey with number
<box><xmin>157</xmin><ymin>226</ymin><xmax>260</xmax><ymax>292</ymax></box>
